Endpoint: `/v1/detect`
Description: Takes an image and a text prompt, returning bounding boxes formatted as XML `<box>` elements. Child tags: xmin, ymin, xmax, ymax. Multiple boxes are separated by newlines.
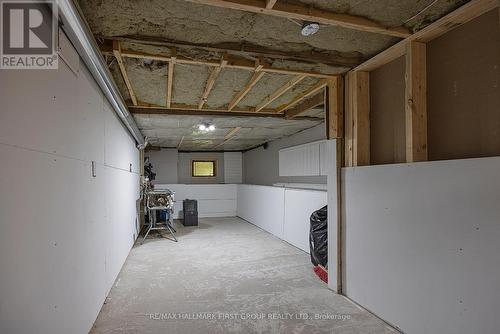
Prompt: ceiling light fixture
<box><xmin>198</xmin><ymin>123</ymin><xmax>215</xmax><ymax>132</ymax></box>
<box><xmin>301</xmin><ymin>21</ymin><xmax>320</xmax><ymax>36</ymax></box>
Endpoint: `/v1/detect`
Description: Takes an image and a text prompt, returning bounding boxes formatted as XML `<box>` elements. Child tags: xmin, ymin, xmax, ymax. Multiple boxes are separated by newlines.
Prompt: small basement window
<box><xmin>192</xmin><ymin>160</ymin><xmax>217</xmax><ymax>177</ymax></box>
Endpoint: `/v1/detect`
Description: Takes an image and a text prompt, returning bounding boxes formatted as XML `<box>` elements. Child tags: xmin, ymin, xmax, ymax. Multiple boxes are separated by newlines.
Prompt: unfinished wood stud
<box><xmin>405</xmin><ymin>41</ymin><xmax>427</xmax><ymax>163</ymax></box>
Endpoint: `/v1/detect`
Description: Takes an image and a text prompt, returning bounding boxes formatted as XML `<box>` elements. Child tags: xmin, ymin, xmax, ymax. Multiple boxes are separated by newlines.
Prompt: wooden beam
<box><xmin>166</xmin><ymin>48</ymin><xmax>176</xmax><ymax>108</ymax></box>
<box><xmin>199</xmin><ymin>55</ymin><xmax>228</xmax><ymax>109</ymax></box>
<box><xmin>177</xmin><ymin>135</ymin><xmax>185</xmax><ymax>149</ymax></box>
<box><xmin>112</xmin><ymin>41</ymin><xmax>138</xmax><ymax>106</ymax></box>
<box><xmin>102</xmin><ymin>45</ymin><xmax>337</xmax><ymax>78</ymax></box>
<box><xmin>345</xmin><ymin>71</ymin><xmax>369</xmax><ymax>166</ymax></box>
<box><xmin>325</xmin><ymin>76</ymin><xmax>344</xmax><ymax>139</ymax></box>
<box><xmin>129</xmin><ymin>106</ymin><xmax>282</xmax><ymax>117</ymax></box>
<box><xmin>228</xmin><ymin>60</ymin><xmax>265</xmax><ymax>110</ymax></box>
<box><xmin>265</xmin><ymin>0</ymin><xmax>277</xmax><ymax>9</ymax></box>
<box><xmin>102</xmin><ymin>36</ymin><xmax>363</xmax><ymax>68</ymax></box>
<box><xmin>277</xmin><ymin>79</ymin><xmax>327</xmax><ymax>113</ymax></box>
<box><xmin>255</xmin><ymin>75</ymin><xmax>306</xmax><ymax>112</ymax></box>
<box><xmin>405</xmin><ymin>41</ymin><xmax>427</xmax><ymax>162</ymax></box>
<box><xmin>353</xmin><ymin>0</ymin><xmax>498</xmax><ymax>72</ymax></box>
<box><xmin>214</xmin><ymin>126</ymin><xmax>242</xmax><ymax>149</ymax></box>
<box><xmin>183</xmin><ymin>0</ymin><xmax>410</xmax><ymax>37</ymax></box>
<box><xmin>344</xmin><ymin>72</ymin><xmax>353</xmax><ymax>167</ymax></box>
<box><xmin>284</xmin><ymin>93</ymin><xmax>323</xmax><ymax>119</ymax></box>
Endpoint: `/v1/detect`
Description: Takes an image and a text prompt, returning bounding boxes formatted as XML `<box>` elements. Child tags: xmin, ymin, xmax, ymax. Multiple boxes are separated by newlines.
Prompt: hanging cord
<box><xmin>402</xmin><ymin>0</ymin><xmax>440</xmax><ymax>24</ymax></box>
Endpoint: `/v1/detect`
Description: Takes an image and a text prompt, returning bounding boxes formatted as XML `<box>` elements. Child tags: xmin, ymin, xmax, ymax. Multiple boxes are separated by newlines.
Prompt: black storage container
<box><xmin>182</xmin><ymin>199</ymin><xmax>198</xmax><ymax>226</ymax></box>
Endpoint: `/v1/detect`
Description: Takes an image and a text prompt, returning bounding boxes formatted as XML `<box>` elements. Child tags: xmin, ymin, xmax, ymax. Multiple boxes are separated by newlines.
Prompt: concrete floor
<box><xmin>91</xmin><ymin>217</ymin><xmax>397</xmax><ymax>334</ymax></box>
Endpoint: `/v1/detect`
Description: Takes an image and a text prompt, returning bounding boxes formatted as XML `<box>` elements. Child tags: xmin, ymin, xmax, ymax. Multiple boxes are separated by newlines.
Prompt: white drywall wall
<box><xmin>326</xmin><ymin>140</ymin><xmax>340</xmax><ymax>292</ymax></box>
<box><xmin>224</xmin><ymin>152</ymin><xmax>243</xmax><ymax>183</ymax></box>
<box><xmin>279</xmin><ymin>140</ymin><xmax>323</xmax><ymax>176</ymax></box>
<box><xmin>237</xmin><ymin>185</ymin><xmax>286</xmax><ymax>238</ymax></box>
<box><xmin>342</xmin><ymin>157</ymin><xmax>500</xmax><ymax>334</ymax></box>
<box><xmin>283</xmin><ymin>189</ymin><xmax>327</xmax><ymax>253</ymax></box>
<box><xmin>0</xmin><ymin>48</ymin><xmax>139</xmax><ymax>333</ymax></box>
<box><xmin>237</xmin><ymin>184</ymin><xmax>326</xmax><ymax>253</ymax></box>
<box><xmin>155</xmin><ymin>184</ymin><xmax>237</xmax><ymax>218</ymax></box>
<box><xmin>243</xmin><ymin>124</ymin><xmax>327</xmax><ymax>185</ymax></box>
<box><xmin>146</xmin><ymin>148</ymin><xmax>178</xmax><ymax>184</ymax></box>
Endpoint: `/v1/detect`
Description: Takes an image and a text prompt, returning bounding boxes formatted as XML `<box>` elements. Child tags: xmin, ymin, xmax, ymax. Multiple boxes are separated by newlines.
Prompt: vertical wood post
<box><xmin>405</xmin><ymin>41</ymin><xmax>427</xmax><ymax>162</ymax></box>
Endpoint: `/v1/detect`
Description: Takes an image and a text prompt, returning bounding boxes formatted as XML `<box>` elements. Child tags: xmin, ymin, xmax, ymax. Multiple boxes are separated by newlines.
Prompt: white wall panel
<box><xmin>283</xmin><ymin>189</ymin><xmax>327</xmax><ymax>253</ymax></box>
<box><xmin>147</xmin><ymin>149</ymin><xmax>178</xmax><ymax>184</ymax></box>
<box><xmin>0</xmin><ymin>36</ymin><xmax>140</xmax><ymax>334</ymax></box>
<box><xmin>343</xmin><ymin>157</ymin><xmax>500</xmax><ymax>334</ymax></box>
<box><xmin>0</xmin><ymin>59</ymin><xmax>104</xmax><ymax>164</ymax></box>
<box><xmin>237</xmin><ymin>185</ymin><xmax>285</xmax><ymax>238</ymax></box>
<box><xmin>224</xmin><ymin>152</ymin><xmax>242</xmax><ymax>184</ymax></box>
<box><xmin>155</xmin><ymin>184</ymin><xmax>237</xmax><ymax>218</ymax></box>
<box><xmin>104</xmin><ymin>101</ymin><xmax>140</xmax><ymax>173</ymax></box>
<box><xmin>279</xmin><ymin>141</ymin><xmax>325</xmax><ymax>176</ymax></box>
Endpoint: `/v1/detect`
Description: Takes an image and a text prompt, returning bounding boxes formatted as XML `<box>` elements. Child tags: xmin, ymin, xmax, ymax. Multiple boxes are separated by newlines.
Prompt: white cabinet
<box><xmin>279</xmin><ymin>140</ymin><xmax>327</xmax><ymax>176</ymax></box>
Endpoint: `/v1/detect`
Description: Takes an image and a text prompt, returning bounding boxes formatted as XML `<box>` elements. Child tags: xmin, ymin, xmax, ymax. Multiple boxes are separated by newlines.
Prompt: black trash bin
<box><xmin>309</xmin><ymin>205</ymin><xmax>327</xmax><ymax>268</ymax></box>
<box><xmin>182</xmin><ymin>199</ymin><xmax>198</xmax><ymax>226</ymax></box>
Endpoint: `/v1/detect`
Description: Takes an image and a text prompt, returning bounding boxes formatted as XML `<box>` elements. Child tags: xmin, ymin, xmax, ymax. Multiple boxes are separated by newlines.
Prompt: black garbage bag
<box><xmin>309</xmin><ymin>206</ymin><xmax>328</xmax><ymax>267</ymax></box>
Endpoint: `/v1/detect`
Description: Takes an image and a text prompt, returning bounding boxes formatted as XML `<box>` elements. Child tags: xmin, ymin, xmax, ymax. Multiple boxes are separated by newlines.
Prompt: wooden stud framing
<box><xmin>255</xmin><ymin>75</ymin><xmax>306</xmax><ymax>112</ymax></box>
<box><xmin>103</xmin><ymin>36</ymin><xmax>363</xmax><ymax>68</ymax></box>
<box><xmin>405</xmin><ymin>41</ymin><xmax>427</xmax><ymax>162</ymax></box>
<box><xmin>325</xmin><ymin>76</ymin><xmax>344</xmax><ymax>139</ymax></box>
<box><xmin>284</xmin><ymin>93</ymin><xmax>323</xmax><ymax>119</ymax></box>
<box><xmin>183</xmin><ymin>0</ymin><xmax>410</xmax><ymax>37</ymax></box>
<box><xmin>345</xmin><ymin>71</ymin><xmax>369</xmax><ymax>166</ymax></box>
<box><xmin>112</xmin><ymin>41</ymin><xmax>138</xmax><ymax>106</ymax></box>
<box><xmin>166</xmin><ymin>48</ymin><xmax>176</xmax><ymax>108</ymax></box>
<box><xmin>177</xmin><ymin>135</ymin><xmax>185</xmax><ymax>149</ymax></box>
<box><xmin>276</xmin><ymin>79</ymin><xmax>328</xmax><ymax>113</ymax></box>
<box><xmin>214</xmin><ymin>126</ymin><xmax>242</xmax><ymax>149</ymax></box>
<box><xmin>265</xmin><ymin>0</ymin><xmax>277</xmax><ymax>9</ymax></box>
<box><xmin>353</xmin><ymin>0</ymin><xmax>498</xmax><ymax>72</ymax></box>
<box><xmin>102</xmin><ymin>46</ymin><xmax>335</xmax><ymax>79</ymax></box>
<box><xmin>228</xmin><ymin>60</ymin><xmax>265</xmax><ymax>110</ymax></box>
<box><xmin>199</xmin><ymin>55</ymin><xmax>228</xmax><ymax>109</ymax></box>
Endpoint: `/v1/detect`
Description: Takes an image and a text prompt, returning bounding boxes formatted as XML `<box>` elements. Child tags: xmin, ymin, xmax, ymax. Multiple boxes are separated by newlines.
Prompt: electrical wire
<box><xmin>403</xmin><ymin>0</ymin><xmax>440</xmax><ymax>24</ymax></box>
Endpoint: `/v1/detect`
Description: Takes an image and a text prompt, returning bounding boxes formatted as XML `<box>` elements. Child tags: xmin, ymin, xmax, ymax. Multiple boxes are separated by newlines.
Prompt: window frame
<box><xmin>191</xmin><ymin>159</ymin><xmax>217</xmax><ymax>178</ymax></box>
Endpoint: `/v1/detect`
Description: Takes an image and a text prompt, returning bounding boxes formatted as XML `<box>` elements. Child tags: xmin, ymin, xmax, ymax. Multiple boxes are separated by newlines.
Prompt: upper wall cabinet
<box><xmin>279</xmin><ymin>141</ymin><xmax>327</xmax><ymax>176</ymax></box>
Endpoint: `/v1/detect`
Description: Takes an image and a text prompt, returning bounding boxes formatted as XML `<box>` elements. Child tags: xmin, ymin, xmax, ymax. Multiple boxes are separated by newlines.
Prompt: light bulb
<box><xmin>198</xmin><ymin>124</ymin><xmax>206</xmax><ymax>131</ymax></box>
<box><xmin>208</xmin><ymin>125</ymin><xmax>215</xmax><ymax>131</ymax></box>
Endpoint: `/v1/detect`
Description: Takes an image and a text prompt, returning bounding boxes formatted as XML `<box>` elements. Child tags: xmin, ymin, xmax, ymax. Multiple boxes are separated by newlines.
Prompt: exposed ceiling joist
<box><xmin>277</xmin><ymin>79</ymin><xmax>327</xmax><ymax>113</ymax></box>
<box><xmin>265</xmin><ymin>0</ymin><xmax>277</xmax><ymax>9</ymax></box>
<box><xmin>166</xmin><ymin>47</ymin><xmax>176</xmax><ymax>108</ymax></box>
<box><xmin>112</xmin><ymin>41</ymin><xmax>138</xmax><ymax>106</ymax></box>
<box><xmin>214</xmin><ymin>126</ymin><xmax>242</xmax><ymax>148</ymax></box>
<box><xmin>199</xmin><ymin>55</ymin><xmax>228</xmax><ymax>109</ymax></box>
<box><xmin>129</xmin><ymin>106</ymin><xmax>322</xmax><ymax>120</ymax></box>
<box><xmin>102</xmin><ymin>36</ymin><xmax>363</xmax><ymax>68</ymax></box>
<box><xmin>177</xmin><ymin>135</ymin><xmax>185</xmax><ymax>149</ymax></box>
<box><xmin>228</xmin><ymin>60</ymin><xmax>265</xmax><ymax>110</ymax></box>
<box><xmin>353</xmin><ymin>0</ymin><xmax>499</xmax><ymax>72</ymax></box>
<box><xmin>182</xmin><ymin>0</ymin><xmax>410</xmax><ymax>37</ymax></box>
<box><xmin>255</xmin><ymin>74</ymin><xmax>306</xmax><ymax>112</ymax></box>
<box><xmin>101</xmin><ymin>45</ymin><xmax>337</xmax><ymax>78</ymax></box>
<box><xmin>284</xmin><ymin>92</ymin><xmax>324</xmax><ymax>119</ymax></box>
